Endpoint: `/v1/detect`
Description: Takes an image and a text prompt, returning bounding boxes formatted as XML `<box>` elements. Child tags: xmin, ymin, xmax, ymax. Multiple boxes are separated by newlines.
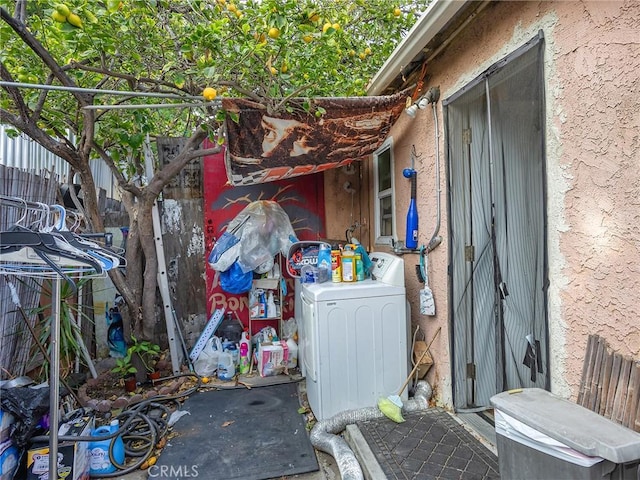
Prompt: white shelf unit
<box><xmin>248</xmin><ymin>257</ymin><xmax>282</xmax><ymax>338</ymax></box>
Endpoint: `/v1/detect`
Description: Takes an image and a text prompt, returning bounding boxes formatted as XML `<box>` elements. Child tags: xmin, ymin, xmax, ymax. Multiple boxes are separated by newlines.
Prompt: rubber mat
<box><xmin>358</xmin><ymin>409</ymin><xmax>500</xmax><ymax>479</ymax></box>
<box><xmin>155</xmin><ymin>382</ymin><xmax>318</xmax><ymax>480</ymax></box>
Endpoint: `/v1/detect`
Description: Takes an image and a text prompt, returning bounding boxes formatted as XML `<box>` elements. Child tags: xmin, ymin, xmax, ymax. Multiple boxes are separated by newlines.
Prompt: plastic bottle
<box><xmin>341</xmin><ymin>246</ymin><xmax>355</xmax><ymax>282</ymax></box>
<box><xmin>218</xmin><ymin>351</ymin><xmax>235</xmax><ymax>381</ymax></box>
<box><xmin>331</xmin><ymin>249</ymin><xmax>342</xmax><ymax>283</ymax></box>
<box><xmin>317</xmin><ymin>243</ymin><xmax>331</xmax><ymax>274</ymax></box>
<box><xmin>355</xmin><ymin>253</ymin><xmax>365</xmax><ymax>281</ymax></box>
<box><xmin>286</xmin><ymin>337</ymin><xmax>298</xmax><ymax>369</ymax></box>
<box><xmin>259</xmin><ymin>291</ymin><xmax>267</xmax><ymax>318</ymax></box>
<box><xmin>238</xmin><ymin>331</ymin><xmax>251</xmax><ymax>374</ymax></box>
<box><xmin>223</xmin><ymin>342</ymin><xmax>239</xmax><ymax>366</ymax></box>
<box><xmin>266</xmin><ymin>290</ymin><xmax>277</xmax><ymax>318</ymax></box>
<box><xmin>89</xmin><ymin>420</ymin><xmax>125</xmax><ymax>475</ymax></box>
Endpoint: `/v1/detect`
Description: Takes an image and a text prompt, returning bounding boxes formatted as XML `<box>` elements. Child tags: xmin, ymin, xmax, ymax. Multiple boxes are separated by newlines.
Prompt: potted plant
<box><xmin>128</xmin><ymin>336</ymin><xmax>161</xmax><ymax>381</ymax></box>
<box><xmin>111</xmin><ymin>350</ymin><xmax>138</xmax><ymax>392</ymax></box>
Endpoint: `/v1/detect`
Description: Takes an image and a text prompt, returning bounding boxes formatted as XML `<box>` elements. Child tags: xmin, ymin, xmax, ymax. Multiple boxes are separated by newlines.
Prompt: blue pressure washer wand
<box><xmin>403</xmin><ymin>149</ymin><xmax>419</xmax><ymax>249</ymax></box>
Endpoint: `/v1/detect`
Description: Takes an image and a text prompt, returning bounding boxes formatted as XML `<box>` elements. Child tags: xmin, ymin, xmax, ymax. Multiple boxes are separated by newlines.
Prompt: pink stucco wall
<box><xmin>367</xmin><ymin>0</ymin><xmax>640</xmax><ymax>407</ymax></box>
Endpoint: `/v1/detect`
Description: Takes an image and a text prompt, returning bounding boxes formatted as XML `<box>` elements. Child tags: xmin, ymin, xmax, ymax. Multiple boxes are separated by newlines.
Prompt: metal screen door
<box><xmin>445</xmin><ymin>33</ymin><xmax>549</xmax><ymax>410</ymax></box>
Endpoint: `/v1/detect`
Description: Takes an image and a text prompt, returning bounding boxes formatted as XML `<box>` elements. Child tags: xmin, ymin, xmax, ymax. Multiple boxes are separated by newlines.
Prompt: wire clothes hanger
<box><xmin>0</xmin><ymin>195</ymin><xmax>123</xmax><ymax>288</ymax></box>
<box><xmin>1</xmin><ymin>194</ymin><xmax>124</xmax><ymax>478</ymax></box>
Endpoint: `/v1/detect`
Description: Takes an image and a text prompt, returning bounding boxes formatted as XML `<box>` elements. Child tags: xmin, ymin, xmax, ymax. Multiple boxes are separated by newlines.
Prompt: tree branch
<box><xmin>145</xmin><ymin>126</ymin><xmax>217</xmax><ymax>198</ymax></box>
<box><xmin>1</xmin><ymin>7</ymin><xmax>93</xmax><ymax>106</ymax></box>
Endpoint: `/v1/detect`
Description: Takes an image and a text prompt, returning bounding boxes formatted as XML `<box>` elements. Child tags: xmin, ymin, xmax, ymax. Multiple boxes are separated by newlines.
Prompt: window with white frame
<box><xmin>373</xmin><ymin>138</ymin><xmax>395</xmax><ymax>245</ymax></box>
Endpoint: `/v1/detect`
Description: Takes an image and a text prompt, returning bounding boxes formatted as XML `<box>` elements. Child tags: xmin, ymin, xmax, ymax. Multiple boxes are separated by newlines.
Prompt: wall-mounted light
<box><xmin>405</xmin><ymin>86</ymin><xmax>441</xmax><ymax>117</ymax></box>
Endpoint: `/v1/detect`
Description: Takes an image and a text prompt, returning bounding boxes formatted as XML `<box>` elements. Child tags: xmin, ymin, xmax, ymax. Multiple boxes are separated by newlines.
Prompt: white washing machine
<box><xmin>299</xmin><ymin>252</ymin><xmax>408</xmax><ymax>420</ymax></box>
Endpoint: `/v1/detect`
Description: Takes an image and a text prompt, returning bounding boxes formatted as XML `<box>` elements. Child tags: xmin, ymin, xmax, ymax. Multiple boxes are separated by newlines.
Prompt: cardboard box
<box><xmin>26</xmin><ymin>414</ymin><xmax>93</xmax><ymax>480</ymax></box>
<box><xmin>257</xmin><ymin>341</ymin><xmax>289</xmax><ymax>377</ymax></box>
<box><xmin>413</xmin><ymin>341</ymin><xmax>433</xmax><ymax>379</ymax></box>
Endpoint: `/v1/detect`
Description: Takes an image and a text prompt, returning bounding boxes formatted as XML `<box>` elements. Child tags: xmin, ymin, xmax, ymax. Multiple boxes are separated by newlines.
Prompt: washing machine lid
<box><xmin>301</xmin><ymin>278</ymin><xmax>404</xmax><ymax>301</ymax></box>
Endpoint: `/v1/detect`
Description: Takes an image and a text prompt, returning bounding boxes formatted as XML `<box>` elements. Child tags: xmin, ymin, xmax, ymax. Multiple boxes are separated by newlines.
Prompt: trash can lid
<box><xmin>490</xmin><ymin>388</ymin><xmax>640</xmax><ymax>463</ymax></box>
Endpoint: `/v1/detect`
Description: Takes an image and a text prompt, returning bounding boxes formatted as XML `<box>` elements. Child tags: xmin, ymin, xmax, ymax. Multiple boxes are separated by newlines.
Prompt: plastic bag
<box><xmin>208</xmin><ymin>242</ymin><xmax>241</xmax><ymax>273</ymax></box>
<box><xmin>219</xmin><ymin>261</ymin><xmax>253</xmax><ymax>294</ymax></box>
<box><xmin>282</xmin><ymin>318</ymin><xmax>298</xmax><ymax>340</ymax></box>
<box><xmin>0</xmin><ymin>387</ymin><xmax>53</xmax><ymax>447</ymax></box>
<box><xmin>232</xmin><ymin>201</ymin><xmax>296</xmax><ymax>273</ymax></box>
<box><xmin>193</xmin><ymin>336</ymin><xmax>222</xmax><ymax>377</ymax></box>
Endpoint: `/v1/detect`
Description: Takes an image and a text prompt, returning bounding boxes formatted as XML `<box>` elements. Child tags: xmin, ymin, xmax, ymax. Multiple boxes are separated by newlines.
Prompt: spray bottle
<box><xmin>238</xmin><ymin>330</ymin><xmax>251</xmax><ymax>374</ymax></box>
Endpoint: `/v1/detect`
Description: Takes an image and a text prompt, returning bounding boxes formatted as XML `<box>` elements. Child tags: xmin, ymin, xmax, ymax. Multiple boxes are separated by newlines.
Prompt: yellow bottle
<box><xmin>341</xmin><ymin>247</ymin><xmax>355</xmax><ymax>282</ymax></box>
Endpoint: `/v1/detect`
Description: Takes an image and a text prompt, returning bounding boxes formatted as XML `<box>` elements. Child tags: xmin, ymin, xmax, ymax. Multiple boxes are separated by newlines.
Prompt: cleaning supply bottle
<box><xmin>266</xmin><ymin>290</ymin><xmax>277</xmax><ymax>318</ymax></box>
<box><xmin>239</xmin><ymin>331</ymin><xmax>251</xmax><ymax>374</ymax></box>
<box><xmin>317</xmin><ymin>243</ymin><xmax>331</xmax><ymax>278</ymax></box>
<box><xmin>355</xmin><ymin>253</ymin><xmax>364</xmax><ymax>281</ymax></box>
<box><xmin>218</xmin><ymin>350</ymin><xmax>235</xmax><ymax>381</ymax></box>
<box><xmin>341</xmin><ymin>245</ymin><xmax>355</xmax><ymax>282</ymax></box>
<box><xmin>331</xmin><ymin>248</ymin><xmax>342</xmax><ymax>283</ymax></box>
<box><xmin>89</xmin><ymin>420</ymin><xmax>125</xmax><ymax>475</ymax></box>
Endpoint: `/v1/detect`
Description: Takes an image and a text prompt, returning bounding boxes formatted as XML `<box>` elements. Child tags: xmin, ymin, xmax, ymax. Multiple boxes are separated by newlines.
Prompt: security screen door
<box><xmin>445</xmin><ymin>32</ymin><xmax>549</xmax><ymax>410</ymax></box>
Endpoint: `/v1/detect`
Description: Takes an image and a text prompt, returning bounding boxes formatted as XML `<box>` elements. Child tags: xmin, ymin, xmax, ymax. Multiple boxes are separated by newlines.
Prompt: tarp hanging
<box><xmin>222</xmin><ymin>90</ymin><xmax>410</xmax><ymax>185</ymax></box>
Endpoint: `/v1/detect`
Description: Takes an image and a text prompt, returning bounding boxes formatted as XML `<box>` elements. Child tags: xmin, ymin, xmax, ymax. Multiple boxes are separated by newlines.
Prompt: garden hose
<box><xmin>30</xmin><ymin>373</ymin><xmax>203</xmax><ymax>478</ymax></box>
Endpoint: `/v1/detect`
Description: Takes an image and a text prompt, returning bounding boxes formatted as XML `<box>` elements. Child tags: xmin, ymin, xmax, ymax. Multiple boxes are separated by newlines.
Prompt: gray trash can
<box><xmin>490</xmin><ymin>388</ymin><xmax>640</xmax><ymax>480</ymax></box>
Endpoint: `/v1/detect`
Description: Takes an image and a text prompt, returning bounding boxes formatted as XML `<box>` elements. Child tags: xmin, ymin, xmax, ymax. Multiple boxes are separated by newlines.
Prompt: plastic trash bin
<box><xmin>490</xmin><ymin>388</ymin><xmax>640</xmax><ymax>480</ymax></box>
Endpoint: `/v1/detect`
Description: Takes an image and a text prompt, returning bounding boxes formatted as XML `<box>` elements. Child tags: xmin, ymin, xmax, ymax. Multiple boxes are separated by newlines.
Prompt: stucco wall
<box><xmin>376</xmin><ymin>0</ymin><xmax>639</xmax><ymax>408</ymax></box>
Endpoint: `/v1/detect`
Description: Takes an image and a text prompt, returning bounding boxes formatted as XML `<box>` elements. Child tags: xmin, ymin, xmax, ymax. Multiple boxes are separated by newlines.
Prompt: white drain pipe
<box><xmin>310</xmin><ymin>381</ymin><xmax>433</xmax><ymax>480</ymax></box>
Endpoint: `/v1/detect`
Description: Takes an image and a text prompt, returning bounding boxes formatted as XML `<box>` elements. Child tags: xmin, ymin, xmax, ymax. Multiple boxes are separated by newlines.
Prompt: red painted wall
<box><xmin>202</xmin><ymin>141</ymin><xmax>326</xmax><ymax>332</ymax></box>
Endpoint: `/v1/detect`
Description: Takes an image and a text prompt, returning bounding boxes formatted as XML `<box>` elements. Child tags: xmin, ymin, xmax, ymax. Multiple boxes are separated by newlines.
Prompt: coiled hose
<box><xmin>30</xmin><ymin>373</ymin><xmax>202</xmax><ymax>477</ymax></box>
<box><xmin>310</xmin><ymin>380</ymin><xmax>433</xmax><ymax>480</ymax></box>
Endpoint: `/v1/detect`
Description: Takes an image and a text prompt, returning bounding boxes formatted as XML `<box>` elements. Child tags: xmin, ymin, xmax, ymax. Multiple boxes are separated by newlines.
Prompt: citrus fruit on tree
<box><xmin>56</xmin><ymin>4</ymin><xmax>71</xmax><ymax>17</ymax></box>
<box><xmin>202</xmin><ymin>87</ymin><xmax>217</xmax><ymax>100</ymax></box>
<box><xmin>268</xmin><ymin>27</ymin><xmax>280</xmax><ymax>39</ymax></box>
<box><xmin>51</xmin><ymin>11</ymin><xmax>66</xmax><ymax>22</ymax></box>
<box><xmin>67</xmin><ymin>13</ymin><xmax>82</xmax><ymax>28</ymax></box>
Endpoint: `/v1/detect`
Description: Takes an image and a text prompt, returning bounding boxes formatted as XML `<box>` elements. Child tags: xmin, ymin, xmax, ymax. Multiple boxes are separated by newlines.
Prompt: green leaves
<box><xmin>2</xmin><ymin>0</ymin><xmax>429</xmax><ymax>183</ymax></box>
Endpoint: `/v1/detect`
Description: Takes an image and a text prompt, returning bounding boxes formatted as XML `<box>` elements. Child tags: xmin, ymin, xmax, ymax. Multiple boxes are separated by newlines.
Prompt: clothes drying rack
<box><xmin>0</xmin><ymin>195</ymin><xmax>122</xmax><ymax>478</ymax></box>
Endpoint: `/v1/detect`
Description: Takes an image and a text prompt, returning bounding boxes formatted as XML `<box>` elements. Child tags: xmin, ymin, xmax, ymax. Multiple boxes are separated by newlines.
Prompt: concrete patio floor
<box><xmin>111</xmin><ymin>378</ymin><xmax>498</xmax><ymax>480</ymax></box>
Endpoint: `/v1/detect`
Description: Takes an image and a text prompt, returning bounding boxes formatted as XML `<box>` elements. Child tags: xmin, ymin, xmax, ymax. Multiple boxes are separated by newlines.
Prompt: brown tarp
<box><xmin>223</xmin><ymin>91</ymin><xmax>410</xmax><ymax>185</ymax></box>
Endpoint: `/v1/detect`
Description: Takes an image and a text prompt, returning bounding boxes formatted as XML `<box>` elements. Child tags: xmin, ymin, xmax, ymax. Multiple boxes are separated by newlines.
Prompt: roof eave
<box><xmin>367</xmin><ymin>0</ymin><xmax>471</xmax><ymax>96</ymax></box>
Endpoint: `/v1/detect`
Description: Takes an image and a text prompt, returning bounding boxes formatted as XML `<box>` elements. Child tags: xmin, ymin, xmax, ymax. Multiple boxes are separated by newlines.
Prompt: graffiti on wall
<box><xmin>203</xmin><ymin>141</ymin><xmax>326</xmax><ymax>326</ymax></box>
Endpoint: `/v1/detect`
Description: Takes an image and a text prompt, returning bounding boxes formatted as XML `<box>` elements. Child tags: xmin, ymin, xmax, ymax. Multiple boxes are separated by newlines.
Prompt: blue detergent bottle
<box><xmin>89</xmin><ymin>420</ymin><xmax>125</xmax><ymax>474</ymax></box>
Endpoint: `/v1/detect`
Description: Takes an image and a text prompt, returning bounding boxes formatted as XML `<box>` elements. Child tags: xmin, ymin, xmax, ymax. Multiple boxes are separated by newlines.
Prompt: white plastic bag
<box><xmin>194</xmin><ymin>336</ymin><xmax>222</xmax><ymax>377</ymax></box>
<box><xmin>282</xmin><ymin>317</ymin><xmax>297</xmax><ymax>340</ymax></box>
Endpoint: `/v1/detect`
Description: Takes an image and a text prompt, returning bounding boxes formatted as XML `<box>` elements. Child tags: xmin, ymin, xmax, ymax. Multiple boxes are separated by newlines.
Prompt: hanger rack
<box><xmin>0</xmin><ymin>194</ymin><xmax>122</xmax><ymax>478</ymax></box>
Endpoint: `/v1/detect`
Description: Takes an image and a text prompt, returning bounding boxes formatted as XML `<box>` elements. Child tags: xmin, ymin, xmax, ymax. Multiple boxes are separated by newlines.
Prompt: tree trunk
<box><xmin>138</xmin><ymin>197</ymin><xmax>159</xmax><ymax>341</ymax></box>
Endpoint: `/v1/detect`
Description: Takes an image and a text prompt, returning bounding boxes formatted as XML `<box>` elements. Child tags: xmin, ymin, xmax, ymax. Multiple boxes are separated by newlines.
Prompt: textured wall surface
<box><xmin>379</xmin><ymin>0</ymin><xmax>640</xmax><ymax>407</ymax></box>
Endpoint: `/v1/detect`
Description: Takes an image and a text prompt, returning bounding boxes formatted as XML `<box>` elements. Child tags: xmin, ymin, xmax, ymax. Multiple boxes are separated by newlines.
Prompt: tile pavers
<box><xmin>357</xmin><ymin>409</ymin><xmax>500</xmax><ymax>480</ymax></box>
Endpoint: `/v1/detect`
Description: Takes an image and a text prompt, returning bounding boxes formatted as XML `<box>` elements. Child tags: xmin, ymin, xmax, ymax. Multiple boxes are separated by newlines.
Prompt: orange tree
<box><xmin>1</xmin><ymin>0</ymin><xmax>428</xmax><ymax>341</ymax></box>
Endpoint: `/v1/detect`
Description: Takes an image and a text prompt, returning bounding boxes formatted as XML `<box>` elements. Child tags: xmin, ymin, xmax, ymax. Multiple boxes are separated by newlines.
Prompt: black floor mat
<box><xmin>156</xmin><ymin>382</ymin><xmax>318</xmax><ymax>480</ymax></box>
<box><xmin>358</xmin><ymin>409</ymin><xmax>500</xmax><ymax>480</ymax></box>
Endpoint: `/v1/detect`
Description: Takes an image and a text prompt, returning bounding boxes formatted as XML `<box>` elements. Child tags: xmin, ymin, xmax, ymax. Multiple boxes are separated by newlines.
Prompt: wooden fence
<box><xmin>577</xmin><ymin>334</ymin><xmax>640</xmax><ymax>432</ymax></box>
<box><xmin>0</xmin><ymin>165</ymin><xmax>60</xmax><ymax>378</ymax></box>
